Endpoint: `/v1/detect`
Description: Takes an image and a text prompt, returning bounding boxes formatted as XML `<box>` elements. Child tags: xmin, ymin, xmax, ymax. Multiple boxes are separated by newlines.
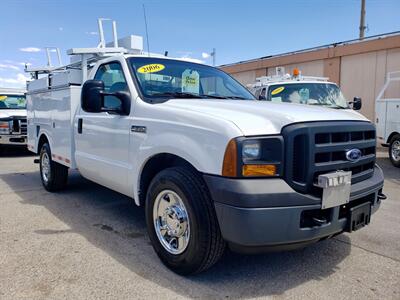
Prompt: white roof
<box><xmin>248</xmin><ymin>74</ymin><xmax>334</xmax><ymax>89</ymax></box>
<box><xmin>0</xmin><ymin>88</ymin><xmax>26</xmax><ymax>95</ymax></box>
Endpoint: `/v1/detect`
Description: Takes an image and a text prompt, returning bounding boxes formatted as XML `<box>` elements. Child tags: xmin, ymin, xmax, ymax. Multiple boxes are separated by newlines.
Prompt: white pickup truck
<box><xmin>0</xmin><ymin>88</ymin><xmax>27</xmax><ymax>150</ymax></box>
<box><xmin>26</xmin><ymin>24</ymin><xmax>385</xmax><ymax>275</ymax></box>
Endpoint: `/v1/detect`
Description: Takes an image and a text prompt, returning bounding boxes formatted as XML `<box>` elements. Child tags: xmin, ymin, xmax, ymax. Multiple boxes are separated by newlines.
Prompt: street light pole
<box><xmin>359</xmin><ymin>0</ymin><xmax>366</xmax><ymax>40</ymax></box>
<box><xmin>212</xmin><ymin>48</ymin><xmax>216</xmax><ymax>66</ymax></box>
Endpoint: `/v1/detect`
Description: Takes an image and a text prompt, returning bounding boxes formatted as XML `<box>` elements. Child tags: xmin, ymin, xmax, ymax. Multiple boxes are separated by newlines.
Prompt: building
<box><xmin>220</xmin><ymin>32</ymin><xmax>400</xmax><ymax>121</ymax></box>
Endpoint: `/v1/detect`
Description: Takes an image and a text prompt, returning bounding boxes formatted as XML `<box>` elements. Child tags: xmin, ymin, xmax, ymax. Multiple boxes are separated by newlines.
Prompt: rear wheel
<box><xmin>145</xmin><ymin>167</ymin><xmax>225</xmax><ymax>275</ymax></box>
<box><xmin>40</xmin><ymin>143</ymin><xmax>68</xmax><ymax>191</ymax></box>
<box><xmin>389</xmin><ymin>134</ymin><xmax>400</xmax><ymax>168</ymax></box>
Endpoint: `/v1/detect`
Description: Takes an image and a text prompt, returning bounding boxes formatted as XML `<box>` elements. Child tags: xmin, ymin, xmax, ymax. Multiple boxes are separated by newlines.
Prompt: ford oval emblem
<box><xmin>346</xmin><ymin>149</ymin><xmax>362</xmax><ymax>162</ymax></box>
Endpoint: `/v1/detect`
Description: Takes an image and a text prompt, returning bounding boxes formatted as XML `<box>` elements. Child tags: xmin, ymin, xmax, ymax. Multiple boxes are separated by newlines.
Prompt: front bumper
<box><xmin>204</xmin><ymin>166</ymin><xmax>384</xmax><ymax>253</ymax></box>
<box><xmin>0</xmin><ymin>134</ymin><xmax>27</xmax><ymax>145</ymax></box>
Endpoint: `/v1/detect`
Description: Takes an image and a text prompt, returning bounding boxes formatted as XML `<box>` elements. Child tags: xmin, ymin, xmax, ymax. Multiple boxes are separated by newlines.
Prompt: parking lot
<box><xmin>0</xmin><ymin>149</ymin><xmax>399</xmax><ymax>299</ymax></box>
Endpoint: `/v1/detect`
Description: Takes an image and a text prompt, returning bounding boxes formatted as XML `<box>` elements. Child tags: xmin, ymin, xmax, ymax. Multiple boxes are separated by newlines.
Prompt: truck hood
<box><xmin>163</xmin><ymin>99</ymin><xmax>370</xmax><ymax>136</ymax></box>
<box><xmin>0</xmin><ymin>109</ymin><xmax>27</xmax><ymax>119</ymax></box>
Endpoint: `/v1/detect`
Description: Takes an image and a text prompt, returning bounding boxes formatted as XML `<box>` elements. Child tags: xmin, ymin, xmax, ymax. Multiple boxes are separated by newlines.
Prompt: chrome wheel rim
<box><xmin>41</xmin><ymin>152</ymin><xmax>51</xmax><ymax>183</ymax></box>
<box><xmin>153</xmin><ymin>190</ymin><xmax>190</xmax><ymax>255</ymax></box>
<box><xmin>392</xmin><ymin>140</ymin><xmax>400</xmax><ymax>162</ymax></box>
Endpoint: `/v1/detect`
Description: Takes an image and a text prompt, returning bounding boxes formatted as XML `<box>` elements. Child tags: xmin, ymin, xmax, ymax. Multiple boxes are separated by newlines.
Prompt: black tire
<box><xmin>39</xmin><ymin>143</ymin><xmax>68</xmax><ymax>191</ymax></box>
<box><xmin>145</xmin><ymin>166</ymin><xmax>225</xmax><ymax>275</ymax></box>
<box><xmin>389</xmin><ymin>134</ymin><xmax>400</xmax><ymax>168</ymax></box>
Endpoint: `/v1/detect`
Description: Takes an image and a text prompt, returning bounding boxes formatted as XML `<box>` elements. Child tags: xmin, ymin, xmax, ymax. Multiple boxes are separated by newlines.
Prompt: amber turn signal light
<box><xmin>242</xmin><ymin>164</ymin><xmax>277</xmax><ymax>177</ymax></box>
<box><xmin>222</xmin><ymin>139</ymin><xmax>238</xmax><ymax>177</ymax></box>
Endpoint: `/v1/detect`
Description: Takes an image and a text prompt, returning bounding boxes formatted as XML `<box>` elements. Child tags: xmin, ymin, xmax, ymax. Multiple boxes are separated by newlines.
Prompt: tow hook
<box><xmin>312</xmin><ymin>216</ymin><xmax>328</xmax><ymax>226</ymax></box>
<box><xmin>377</xmin><ymin>192</ymin><xmax>387</xmax><ymax>201</ymax></box>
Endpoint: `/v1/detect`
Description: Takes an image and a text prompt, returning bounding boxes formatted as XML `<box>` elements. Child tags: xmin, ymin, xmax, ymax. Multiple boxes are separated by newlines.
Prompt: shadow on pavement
<box><xmin>377</xmin><ymin>157</ymin><xmax>400</xmax><ymax>185</ymax></box>
<box><xmin>1</xmin><ymin>170</ymin><xmax>351</xmax><ymax>298</ymax></box>
<box><xmin>0</xmin><ymin>145</ymin><xmax>35</xmax><ymax>157</ymax></box>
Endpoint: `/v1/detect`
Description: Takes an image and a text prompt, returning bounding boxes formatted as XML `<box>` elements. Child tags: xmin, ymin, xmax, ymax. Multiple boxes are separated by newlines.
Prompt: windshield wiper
<box><xmin>308</xmin><ymin>103</ymin><xmax>347</xmax><ymax>109</ymax></box>
<box><xmin>152</xmin><ymin>92</ymin><xmax>203</xmax><ymax>98</ymax></box>
<box><xmin>152</xmin><ymin>92</ymin><xmax>249</xmax><ymax>100</ymax></box>
<box><xmin>224</xmin><ymin>96</ymin><xmax>248</xmax><ymax>100</ymax></box>
<box><xmin>199</xmin><ymin>94</ymin><xmax>228</xmax><ymax>99</ymax></box>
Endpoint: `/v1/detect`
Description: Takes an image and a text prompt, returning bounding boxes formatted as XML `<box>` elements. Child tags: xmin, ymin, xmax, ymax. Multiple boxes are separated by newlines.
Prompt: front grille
<box><xmin>283</xmin><ymin>121</ymin><xmax>376</xmax><ymax>197</ymax></box>
<box><xmin>10</xmin><ymin>118</ymin><xmax>27</xmax><ymax>135</ymax></box>
<box><xmin>20</xmin><ymin>119</ymin><xmax>27</xmax><ymax>135</ymax></box>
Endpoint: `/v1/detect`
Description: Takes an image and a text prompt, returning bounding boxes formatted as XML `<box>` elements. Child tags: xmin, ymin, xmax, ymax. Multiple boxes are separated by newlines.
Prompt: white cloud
<box><xmin>86</xmin><ymin>31</ymin><xmax>98</xmax><ymax>35</ymax></box>
<box><xmin>19</xmin><ymin>47</ymin><xmax>41</xmax><ymax>52</ymax></box>
<box><xmin>202</xmin><ymin>52</ymin><xmax>211</xmax><ymax>59</ymax></box>
<box><xmin>59</xmin><ymin>27</ymin><xmax>63</xmax><ymax>31</ymax></box>
<box><xmin>0</xmin><ymin>73</ymin><xmax>30</xmax><ymax>88</ymax></box>
<box><xmin>0</xmin><ymin>63</ymin><xmax>20</xmax><ymax>71</ymax></box>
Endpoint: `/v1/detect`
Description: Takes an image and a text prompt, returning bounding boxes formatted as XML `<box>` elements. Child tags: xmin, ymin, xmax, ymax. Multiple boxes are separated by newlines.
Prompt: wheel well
<box><xmin>388</xmin><ymin>132</ymin><xmax>400</xmax><ymax>144</ymax></box>
<box><xmin>139</xmin><ymin>153</ymin><xmax>197</xmax><ymax>206</ymax></box>
<box><xmin>37</xmin><ymin>134</ymin><xmax>49</xmax><ymax>154</ymax></box>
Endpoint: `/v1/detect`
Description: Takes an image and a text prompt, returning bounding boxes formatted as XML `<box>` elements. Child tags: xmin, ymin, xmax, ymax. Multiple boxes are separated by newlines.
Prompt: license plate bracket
<box><xmin>317</xmin><ymin>171</ymin><xmax>352</xmax><ymax>209</ymax></box>
<box><xmin>346</xmin><ymin>202</ymin><xmax>371</xmax><ymax>232</ymax></box>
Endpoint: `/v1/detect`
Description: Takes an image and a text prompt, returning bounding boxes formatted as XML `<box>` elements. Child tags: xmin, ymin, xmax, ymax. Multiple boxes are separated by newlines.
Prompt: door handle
<box><xmin>78</xmin><ymin>118</ymin><xmax>83</xmax><ymax>134</ymax></box>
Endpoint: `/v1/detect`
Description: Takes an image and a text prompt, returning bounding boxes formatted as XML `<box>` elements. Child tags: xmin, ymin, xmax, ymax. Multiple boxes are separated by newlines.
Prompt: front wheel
<box><xmin>389</xmin><ymin>134</ymin><xmax>400</xmax><ymax>168</ymax></box>
<box><xmin>40</xmin><ymin>143</ymin><xmax>68</xmax><ymax>191</ymax></box>
<box><xmin>145</xmin><ymin>167</ymin><xmax>225</xmax><ymax>275</ymax></box>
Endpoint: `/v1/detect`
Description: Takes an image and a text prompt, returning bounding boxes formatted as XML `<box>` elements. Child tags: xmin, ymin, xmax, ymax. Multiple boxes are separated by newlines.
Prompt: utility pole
<box><xmin>359</xmin><ymin>0</ymin><xmax>366</xmax><ymax>40</ymax></box>
<box><xmin>212</xmin><ymin>48</ymin><xmax>216</xmax><ymax>66</ymax></box>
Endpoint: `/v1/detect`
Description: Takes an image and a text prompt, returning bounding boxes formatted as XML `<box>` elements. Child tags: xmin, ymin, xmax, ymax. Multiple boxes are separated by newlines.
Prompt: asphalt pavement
<box><xmin>0</xmin><ymin>148</ymin><xmax>399</xmax><ymax>299</ymax></box>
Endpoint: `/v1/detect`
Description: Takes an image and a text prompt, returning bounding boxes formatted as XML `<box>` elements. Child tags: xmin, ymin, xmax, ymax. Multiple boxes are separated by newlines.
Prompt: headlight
<box><xmin>242</xmin><ymin>140</ymin><xmax>261</xmax><ymax>161</ymax></box>
<box><xmin>222</xmin><ymin>136</ymin><xmax>284</xmax><ymax>177</ymax></box>
<box><xmin>0</xmin><ymin>121</ymin><xmax>10</xmax><ymax>134</ymax></box>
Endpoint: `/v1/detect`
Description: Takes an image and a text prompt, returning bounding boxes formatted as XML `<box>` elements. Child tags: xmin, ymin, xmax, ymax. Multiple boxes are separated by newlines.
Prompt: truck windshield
<box><xmin>0</xmin><ymin>94</ymin><xmax>26</xmax><ymax>109</ymax></box>
<box><xmin>266</xmin><ymin>83</ymin><xmax>348</xmax><ymax>109</ymax></box>
<box><xmin>128</xmin><ymin>57</ymin><xmax>255</xmax><ymax>102</ymax></box>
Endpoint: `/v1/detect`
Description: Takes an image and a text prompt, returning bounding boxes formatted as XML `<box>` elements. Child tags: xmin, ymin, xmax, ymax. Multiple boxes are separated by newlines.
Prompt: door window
<box><xmin>94</xmin><ymin>62</ymin><xmax>129</xmax><ymax>110</ymax></box>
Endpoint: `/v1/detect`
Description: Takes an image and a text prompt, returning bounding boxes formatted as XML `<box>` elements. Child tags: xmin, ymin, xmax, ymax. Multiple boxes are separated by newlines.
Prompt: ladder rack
<box><xmin>25</xmin><ymin>18</ymin><xmax>143</xmax><ymax>82</ymax></box>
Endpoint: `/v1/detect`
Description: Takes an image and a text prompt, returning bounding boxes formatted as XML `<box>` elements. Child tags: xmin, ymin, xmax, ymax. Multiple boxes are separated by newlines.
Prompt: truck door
<box><xmin>75</xmin><ymin>61</ymin><xmax>132</xmax><ymax>195</ymax></box>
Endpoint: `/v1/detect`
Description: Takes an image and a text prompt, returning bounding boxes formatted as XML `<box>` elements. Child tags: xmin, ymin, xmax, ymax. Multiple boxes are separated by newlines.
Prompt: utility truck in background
<box><xmin>376</xmin><ymin>71</ymin><xmax>400</xmax><ymax>167</ymax></box>
<box><xmin>248</xmin><ymin>67</ymin><xmax>362</xmax><ymax>110</ymax></box>
<box><xmin>0</xmin><ymin>88</ymin><xmax>27</xmax><ymax>150</ymax></box>
<box><xmin>26</xmin><ymin>20</ymin><xmax>385</xmax><ymax>275</ymax></box>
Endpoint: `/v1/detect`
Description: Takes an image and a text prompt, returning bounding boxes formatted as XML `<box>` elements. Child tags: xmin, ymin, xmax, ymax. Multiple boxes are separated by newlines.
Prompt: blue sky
<box><xmin>0</xmin><ymin>0</ymin><xmax>399</xmax><ymax>88</ymax></box>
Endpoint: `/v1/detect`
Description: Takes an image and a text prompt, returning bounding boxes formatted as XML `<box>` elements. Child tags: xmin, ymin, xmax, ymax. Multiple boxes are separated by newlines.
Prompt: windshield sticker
<box><xmin>182</xmin><ymin>69</ymin><xmax>200</xmax><ymax>94</ymax></box>
<box><xmin>0</xmin><ymin>96</ymin><xmax>7</xmax><ymax>101</ymax></box>
<box><xmin>271</xmin><ymin>86</ymin><xmax>284</xmax><ymax>95</ymax></box>
<box><xmin>299</xmin><ymin>88</ymin><xmax>310</xmax><ymax>103</ymax></box>
<box><xmin>137</xmin><ymin>64</ymin><xmax>165</xmax><ymax>74</ymax></box>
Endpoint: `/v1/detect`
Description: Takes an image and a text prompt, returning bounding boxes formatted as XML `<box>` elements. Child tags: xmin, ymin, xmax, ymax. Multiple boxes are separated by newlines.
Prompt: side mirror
<box><xmin>258</xmin><ymin>95</ymin><xmax>266</xmax><ymax>100</ymax></box>
<box><xmin>81</xmin><ymin>80</ymin><xmax>104</xmax><ymax>113</ymax></box>
<box><xmin>81</xmin><ymin>80</ymin><xmax>131</xmax><ymax>115</ymax></box>
<box><xmin>352</xmin><ymin>97</ymin><xmax>362</xmax><ymax>110</ymax></box>
<box><xmin>107</xmin><ymin>91</ymin><xmax>131</xmax><ymax>115</ymax></box>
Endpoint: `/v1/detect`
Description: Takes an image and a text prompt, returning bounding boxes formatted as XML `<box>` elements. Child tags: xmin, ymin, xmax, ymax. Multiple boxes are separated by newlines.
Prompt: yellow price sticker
<box><xmin>137</xmin><ymin>64</ymin><xmax>165</xmax><ymax>74</ymax></box>
<box><xmin>0</xmin><ymin>95</ymin><xmax>7</xmax><ymax>101</ymax></box>
<box><xmin>271</xmin><ymin>86</ymin><xmax>285</xmax><ymax>95</ymax></box>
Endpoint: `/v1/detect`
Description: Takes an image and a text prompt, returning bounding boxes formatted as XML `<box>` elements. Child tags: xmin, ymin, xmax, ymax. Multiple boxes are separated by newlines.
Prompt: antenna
<box><xmin>142</xmin><ymin>4</ymin><xmax>150</xmax><ymax>56</ymax></box>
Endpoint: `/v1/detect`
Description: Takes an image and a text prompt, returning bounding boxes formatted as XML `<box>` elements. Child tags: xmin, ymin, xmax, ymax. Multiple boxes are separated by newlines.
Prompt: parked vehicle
<box><xmin>248</xmin><ymin>67</ymin><xmax>362</xmax><ymax>110</ymax></box>
<box><xmin>376</xmin><ymin>71</ymin><xmax>400</xmax><ymax>167</ymax></box>
<box><xmin>26</xmin><ymin>20</ymin><xmax>385</xmax><ymax>275</ymax></box>
<box><xmin>0</xmin><ymin>88</ymin><xmax>27</xmax><ymax>150</ymax></box>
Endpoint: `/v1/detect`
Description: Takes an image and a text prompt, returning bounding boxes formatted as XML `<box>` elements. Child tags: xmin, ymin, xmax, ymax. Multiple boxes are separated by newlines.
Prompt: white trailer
<box><xmin>376</xmin><ymin>71</ymin><xmax>400</xmax><ymax>167</ymax></box>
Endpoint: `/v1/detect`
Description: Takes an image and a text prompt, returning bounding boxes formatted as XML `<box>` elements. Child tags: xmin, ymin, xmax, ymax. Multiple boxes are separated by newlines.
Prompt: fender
<box><xmin>131</xmin><ymin>131</ymin><xmax>232</xmax><ymax>205</ymax></box>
